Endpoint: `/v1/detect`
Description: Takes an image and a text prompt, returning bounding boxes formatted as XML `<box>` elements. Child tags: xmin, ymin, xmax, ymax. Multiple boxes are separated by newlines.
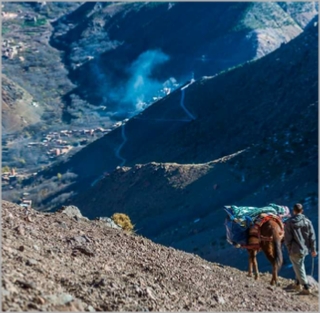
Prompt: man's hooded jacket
<box><xmin>284</xmin><ymin>214</ymin><xmax>316</xmax><ymax>255</ymax></box>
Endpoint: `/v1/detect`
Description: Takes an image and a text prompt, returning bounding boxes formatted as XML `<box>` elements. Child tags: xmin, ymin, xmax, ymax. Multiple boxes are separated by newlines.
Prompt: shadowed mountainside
<box><xmin>51</xmin><ymin>1</ymin><xmax>317</xmax><ymax>115</ymax></box>
<box><xmin>41</xmin><ymin>18</ymin><xmax>318</xmax><ymax>190</ymax></box>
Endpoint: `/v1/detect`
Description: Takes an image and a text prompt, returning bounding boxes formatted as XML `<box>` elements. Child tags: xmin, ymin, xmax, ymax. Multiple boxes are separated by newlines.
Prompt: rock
<box><xmin>71</xmin><ymin>236</ymin><xmax>87</xmax><ymax>245</ymax></box>
<box><xmin>72</xmin><ymin>246</ymin><xmax>95</xmax><ymax>257</ymax></box>
<box><xmin>97</xmin><ymin>217</ymin><xmax>122</xmax><ymax>229</ymax></box>
<box><xmin>92</xmin><ymin>278</ymin><xmax>106</xmax><ymax>288</ymax></box>
<box><xmin>33</xmin><ymin>245</ymin><xmax>40</xmax><ymax>251</ymax></box>
<box><xmin>26</xmin><ymin>259</ymin><xmax>38</xmax><ymax>266</ymax></box>
<box><xmin>217</xmin><ymin>296</ymin><xmax>225</xmax><ymax>304</ymax></box>
<box><xmin>53</xmin><ymin>302</ymin><xmax>82</xmax><ymax>312</ymax></box>
<box><xmin>45</xmin><ymin>293</ymin><xmax>74</xmax><ymax>306</ymax></box>
<box><xmin>146</xmin><ymin>287</ymin><xmax>156</xmax><ymax>300</ymax></box>
<box><xmin>14</xmin><ymin>225</ymin><xmax>25</xmax><ymax>236</ymax></box>
<box><xmin>15</xmin><ymin>280</ymin><xmax>36</xmax><ymax>289</ymax></box>
<box><xmin>34</xmin><ymin>296</ymin><xmax>46</xmax><ymax>305</ymax></box>
<box><xmin>87</xmin><ymin>305</ymin><xmax>95</xmax><ymax>312</ymax></box>
<box><xmin>56</xmin><ymin>221</ymin><xmax>68</xmax><ymax>229</ymax></box>
<box><xmin>201</xmin><ymin>265</ymin><xmax>211</xmax><ymax>270</ymax></box>
<box><xmin>27</xmin><ymin>303</ymin><xmax>39</xmax><ymax>310</ymax></box>
<box><xmin>71</xmin><ymin>299</ymin><xmax>86</xmax><ymax>311</ymax></box>
<box><xmin>2</xmin><ymin>289</ymin><xmax>10</xmax><ymax>297</ymax></box>
<box><xmin>307</xmin><ymin>275</ymin><xmax>319</xmax><ymax>290</ymax></box>
<box><xmin>3</xmin><ymin>279</ymin><xmax>19</xmax><ymax>294</ymax></box>
<box><xmin>58</xmin><ymin>205</ymin><xmax>87</xmax><ymax>220</ymax></box>
<box><xmin>83</xmin><ymin>235</ymin><xmax>92</xmax><ymax>242</ymax></box>
<box><xmin>25</xmin><ymin>216</ymin><xmax>33</xmax><ymax>223</ymax></box>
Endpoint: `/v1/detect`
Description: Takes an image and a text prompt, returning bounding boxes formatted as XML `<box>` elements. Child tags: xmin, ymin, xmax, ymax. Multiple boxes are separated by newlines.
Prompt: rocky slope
<box><xmin>1</xmin><ymin>2</ymin><xmax>80</xmax><ymax>134</ymax></box>
<box><xmin>2</xmin><ymin>200</ymin><xmax>318</xmax><ymax>312</ymax></box>
<box><xmin>2</xmin><ymin>75</ymin><xmax>41</xmax><ymax>135</ymax></box>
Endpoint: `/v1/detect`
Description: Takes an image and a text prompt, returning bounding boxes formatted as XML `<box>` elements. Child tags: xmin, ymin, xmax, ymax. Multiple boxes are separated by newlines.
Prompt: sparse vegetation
<box><xmin>111</xmin><ymin>213</ymin><xmax>134</xmax><ymax>232</ymax></box>
<box><xmin>2</xmin><ymin>27</ymin><xmax>10</xmax><ymax>35</ymax></box>
<box><xmin>15</xmin><ymin>158</ymin><xmax>26</xmax><ymax>166</ymax></box>
<box><xmin>2</xmin><ymin>166</ymin><xmax>11</xmax><ymax>172</ymax></box>
<box><xmin>23</xmin><ymin>18</ymin><xmax>47</xmax><ymax>27</ymax></box>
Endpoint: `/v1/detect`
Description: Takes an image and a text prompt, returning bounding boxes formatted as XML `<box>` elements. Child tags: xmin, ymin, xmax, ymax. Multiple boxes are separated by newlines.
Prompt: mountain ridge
<box><xmin>50</xmin><ymin>1</ymin><xmax>317</xmax><ymax>114</ymax></box>
<box><xmin>40</xmin><ymin>19</ymin><xmax>317</xmax><ymax>185</ymax></box>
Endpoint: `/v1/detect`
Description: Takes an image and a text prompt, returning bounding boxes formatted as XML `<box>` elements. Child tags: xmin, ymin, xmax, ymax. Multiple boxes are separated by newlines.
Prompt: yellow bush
<box><xmin>111</xmin><ymin>213</ymin><xmax>134</xmax><ymax>231</ymax></box>
<box><xmin>2</xmin><ymin>166</ymin><xmax>10</xmax><ymax>172</ymax></box>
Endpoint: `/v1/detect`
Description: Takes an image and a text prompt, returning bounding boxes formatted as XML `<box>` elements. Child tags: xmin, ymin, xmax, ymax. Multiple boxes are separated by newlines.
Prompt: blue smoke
<box><xmin>89</xmin><ymin>50</ymin><xmax>171</xmax><ymax>116</ymax></box>
<box><xmin>122</xmin><ymin>49</ymin><xmax>170</xmax><ymax>112</ymax></box>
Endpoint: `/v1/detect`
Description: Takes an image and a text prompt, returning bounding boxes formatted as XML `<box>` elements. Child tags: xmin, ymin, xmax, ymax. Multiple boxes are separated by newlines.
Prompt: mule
<box><xmin>247</xmin><ymin>218</ymin><xmax>284</xmax><ymax>286</ymax></box>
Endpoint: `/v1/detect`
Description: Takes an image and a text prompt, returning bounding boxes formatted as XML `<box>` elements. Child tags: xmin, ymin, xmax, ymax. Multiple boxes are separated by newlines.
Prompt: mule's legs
<box><xmin>252</xmin><ymin>250</ymin><xmax>260</xmax><ymax>280</ymax></box>
<box><xmin>270</xmin><ymin>264</ymin><xmax>278</xmax><ymax>286</ymax></box>
<box><xmin>261</xmin><ymin>242</ymin><xmax>279</xmax><ymax>286</ymax></box>
<box><xmin>270</xmin><ymin>261</ymin><xmax>281</xmax><ymax>286</ymax></box>
<box><xmin>261</xmin><ymin>245</ymin><xmax>276</xmax><ymax>285</ymax></box>
<box><xmin>247</xmin><ymin>250</ymin><xmax>259</xmax><ymax>279</ymax></box>
<box><xmin>247</xmin><ymin>249</ymin><xmax>253</xmax><ymax>277</ymax></box>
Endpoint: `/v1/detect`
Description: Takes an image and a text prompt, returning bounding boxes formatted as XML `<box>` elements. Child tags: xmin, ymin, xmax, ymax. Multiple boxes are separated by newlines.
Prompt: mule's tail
<box><xmin>273</xmin><ymin>232</ymin><xmax>283</xmax><ymax>270</ymax></box>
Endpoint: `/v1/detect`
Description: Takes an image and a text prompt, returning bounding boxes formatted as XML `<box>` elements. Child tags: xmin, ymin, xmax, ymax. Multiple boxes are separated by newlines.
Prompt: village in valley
<box><xmin>1</xmin><ymin>119</ymin><xmax>129</xmax><ymax>207</ymax></box>
<box><xmin>28</xmin><ymin>126</ymin><xmax>114</xmax><ymax>159</ymax></box>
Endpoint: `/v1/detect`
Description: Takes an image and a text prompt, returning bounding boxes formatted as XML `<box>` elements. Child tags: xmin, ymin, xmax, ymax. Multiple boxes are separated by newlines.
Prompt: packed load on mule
<box><xmin>224</xmin><ymin>203</ymin><xmax>291</xmax><ymax>249</ymax></box>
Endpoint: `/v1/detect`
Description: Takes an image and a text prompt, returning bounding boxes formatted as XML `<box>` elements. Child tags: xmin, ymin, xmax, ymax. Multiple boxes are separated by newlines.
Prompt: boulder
<box><xmin>96</xmin><ymin>217</ymin><xmax>122</xmax><ymax>229</ymax></box>
<box><xmin>58</xmin><ymin>206</ymin><xmax>88</xmax><ymax>220</ymax></box>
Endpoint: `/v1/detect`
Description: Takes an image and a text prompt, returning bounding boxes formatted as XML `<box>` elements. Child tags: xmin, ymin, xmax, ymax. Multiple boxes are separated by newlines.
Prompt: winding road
<box><xmin>180</xmin><ymin>79</ymin><xmax>196</xmax><ymax>121</ymax></box>
<box><xmin>115</xmin><ymin>123</ymin><xmax>128</xmax><ymax>166</ymax></box>
<box><xmin>90</xmin><ymin>79</ymin><xmax>197</xmax><ymax>187</ymax></box>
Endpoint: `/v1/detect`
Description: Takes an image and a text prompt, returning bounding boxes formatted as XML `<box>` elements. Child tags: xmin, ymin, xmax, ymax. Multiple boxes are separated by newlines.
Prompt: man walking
<box><xmin>284</xmin><ymin>203</ymin><xmax>317</xmax><ymax>295</ymax></box>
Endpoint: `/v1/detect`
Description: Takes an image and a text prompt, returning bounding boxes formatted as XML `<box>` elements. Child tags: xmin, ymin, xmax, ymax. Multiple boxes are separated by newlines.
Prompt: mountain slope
<box><xmin>42</xmin><ymin>18</ymin><xmax>318</xmax><ymax>277</ymax></box>
<box><xmin>1</xmin><ymin>2</ymin><xmax>80</xmax><ymax>134</ymax></box>
<box><xmin>2</xmin><ymin>201</ymin><xmax>318</xmax><ymax>311</ymax></box>
<box><xmin>41</xmin><ymin>19</ymin><xmax>317</xmax><ymax>189</ymax></box>
<box><xmin>2</xmin><ymin>75</ymin><xmax>42</xmax><ymax>135</ymax></box>
<box><xmin>50</xmin><ymin>1</ymin><xmax>317</xmax><ymax>114</ymax></box>
<box><xmin>1</xmin><ymin>2</ymin><xmax>317</xmax><ymax>170</ymax></box>
<box><xmin>73</xmin><ymin>130</ymin><xmax>317</xmax><ymax>279</ymax></box>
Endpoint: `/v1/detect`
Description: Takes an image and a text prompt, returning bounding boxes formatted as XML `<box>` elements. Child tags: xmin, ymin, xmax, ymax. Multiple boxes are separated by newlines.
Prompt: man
<box><xmin>284</xmin><ymin>203</ymin><xmax>317</xmax><ymax>295</ymax></box>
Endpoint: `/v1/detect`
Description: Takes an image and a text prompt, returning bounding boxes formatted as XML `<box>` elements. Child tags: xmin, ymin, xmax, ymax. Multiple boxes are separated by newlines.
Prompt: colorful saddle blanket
<box><xmin>224</xmin><ymin>204</ymin><xmax>290</xmax><ymax>247</ymax></box>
